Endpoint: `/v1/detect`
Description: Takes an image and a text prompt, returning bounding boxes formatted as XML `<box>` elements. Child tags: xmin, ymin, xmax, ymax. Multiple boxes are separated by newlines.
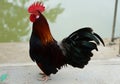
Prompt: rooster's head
<box><xmin>28</xmin><ymin>2</ymin><xmax>45</xmax><ymax>22</ymax></box>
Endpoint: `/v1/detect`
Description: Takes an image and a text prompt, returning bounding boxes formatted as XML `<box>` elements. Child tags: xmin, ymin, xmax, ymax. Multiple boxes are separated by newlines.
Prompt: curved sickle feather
<box><xmin>93</xmin><ymin>33</ymin><xmax>105</xmax><ymax>46</ymax></box>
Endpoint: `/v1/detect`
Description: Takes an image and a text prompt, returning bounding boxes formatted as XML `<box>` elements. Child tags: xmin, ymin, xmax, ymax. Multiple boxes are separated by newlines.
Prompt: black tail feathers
<box><xmin>62</xmin><ymin>27</ymin><xmax>104</xmax><ymax>68</ymax></box>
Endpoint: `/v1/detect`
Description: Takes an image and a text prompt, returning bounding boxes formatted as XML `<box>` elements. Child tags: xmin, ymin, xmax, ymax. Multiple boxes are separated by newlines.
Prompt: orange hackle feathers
<box><xmin>33</xmin><ymin>14</ymin><xmax>54</xmax><ymax>45</ymax></box>
<box><xmin>28</xmin><ymin>2</ymin><xmax>45</xmax><ymax>13</ymax></box>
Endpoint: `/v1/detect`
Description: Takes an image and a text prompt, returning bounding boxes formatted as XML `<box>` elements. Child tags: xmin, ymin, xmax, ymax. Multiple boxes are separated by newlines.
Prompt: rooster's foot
<box><xmin>38</xmin><ymin>75</ymin><xmax>51</xmax><ymax>82</ymax></box>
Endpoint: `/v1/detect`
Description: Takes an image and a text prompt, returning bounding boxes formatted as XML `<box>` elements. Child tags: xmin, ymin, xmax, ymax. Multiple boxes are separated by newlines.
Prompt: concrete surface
<box><xmin>0</xmin><ymin>58</ymin><xmax>120</xmax><ymax>84</ymax></box>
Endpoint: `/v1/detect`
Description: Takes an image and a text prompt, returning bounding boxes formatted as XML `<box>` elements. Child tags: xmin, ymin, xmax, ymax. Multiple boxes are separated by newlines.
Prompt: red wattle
<box><xmin>30</xmin><ymin>14</ymin><xmax>36</xmax><ymax>22</ymax></box>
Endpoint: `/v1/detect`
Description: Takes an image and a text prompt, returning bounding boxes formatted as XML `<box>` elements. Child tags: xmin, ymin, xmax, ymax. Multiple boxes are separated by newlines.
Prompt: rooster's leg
<box><xmin>39</xmin><ymin>72</ymin><xmax>45</xmax><ymax>75</ymax></box>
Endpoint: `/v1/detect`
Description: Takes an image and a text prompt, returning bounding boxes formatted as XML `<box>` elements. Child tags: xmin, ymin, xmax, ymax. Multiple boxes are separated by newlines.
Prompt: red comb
<box><xmin>28</xmin><ymin>2</ymin><xmax>45</xmax><ymax>13</ymax></box>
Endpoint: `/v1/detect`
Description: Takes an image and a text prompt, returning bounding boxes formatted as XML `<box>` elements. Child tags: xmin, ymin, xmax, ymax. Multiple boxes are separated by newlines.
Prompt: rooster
<box><xmin>28</xmin><ymin>2</ymin><xmax>105</xmax><ymax>81</ymax></box>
